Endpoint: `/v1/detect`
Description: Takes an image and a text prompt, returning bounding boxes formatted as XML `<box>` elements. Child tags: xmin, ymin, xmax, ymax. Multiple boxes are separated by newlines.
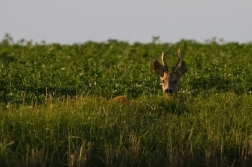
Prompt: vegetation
<box><xmin>0</xmin><ymin>33</ymin><xmax>252</xmax><ymax>166</ymax></box>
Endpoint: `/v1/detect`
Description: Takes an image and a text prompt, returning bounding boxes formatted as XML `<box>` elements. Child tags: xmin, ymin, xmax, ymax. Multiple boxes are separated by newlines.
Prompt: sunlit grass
<box><xmin>0</xmin><ymin>93</ymin><xmax>252</xmax><ymax>166</ymax></box>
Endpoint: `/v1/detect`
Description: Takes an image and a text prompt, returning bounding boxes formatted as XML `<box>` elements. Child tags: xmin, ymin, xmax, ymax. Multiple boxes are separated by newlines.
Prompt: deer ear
<box><xmin>153</xmin><ymin>59</ymin><xmax>164</xmax><ymax>77</ymax></box>
<box><xmin>176</xmin><ymin>60</ymin><xmax>187</xmax><ymax>77</ymax></box>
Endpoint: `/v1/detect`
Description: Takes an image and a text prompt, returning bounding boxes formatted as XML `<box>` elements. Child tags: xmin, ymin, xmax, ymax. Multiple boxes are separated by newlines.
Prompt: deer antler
<box><xmin>172</xmin><ymin>49</ymin><xmax>181</xmax><ymax>72</ymax></box>
<box><xmin>161</xmin><ymin>52</ymin><xmax>168</xmax><ymax>72</ymax></box>
<box><xmin>175</xmin><ymin>49</ymin><xmax>187</xmax><ymax>77</ymax></box>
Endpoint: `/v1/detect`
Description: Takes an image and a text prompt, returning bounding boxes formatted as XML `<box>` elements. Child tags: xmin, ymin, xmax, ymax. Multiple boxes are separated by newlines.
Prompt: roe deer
<box><xmin>113</xmin><ymin>50</ymin><xmax>187</xmax><ymax>103</ymax></box>
<box><xmin>153</xmin><ymin>50</ymin><xmax>187</xmax><ymax>96</ymax></box>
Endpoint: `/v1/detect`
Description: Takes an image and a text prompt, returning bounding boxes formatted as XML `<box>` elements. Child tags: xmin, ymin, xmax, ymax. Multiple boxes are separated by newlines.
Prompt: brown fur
<box><xmin>112</xmin><ymin>95</ymin><xmax>129</xmax><ymax>104</ymax></box>
<box><xmin>153</xmin><ymin>50</ymin><xmax>187</xmax><ymax>96</ymax></box>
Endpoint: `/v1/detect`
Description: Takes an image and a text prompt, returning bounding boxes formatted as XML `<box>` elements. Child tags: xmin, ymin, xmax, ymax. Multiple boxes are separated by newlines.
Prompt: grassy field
<box><xmin>0</xmin><ymin>34</ymin><xmax>252</xmax><ymax>166</ymax></box>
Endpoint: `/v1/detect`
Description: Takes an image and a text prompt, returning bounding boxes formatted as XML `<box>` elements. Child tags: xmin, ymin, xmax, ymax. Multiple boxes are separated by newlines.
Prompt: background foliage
<box><xmin>1</xmin><ymin>34</ymin><xmax>252</xmax><ymax>105</ymax></box>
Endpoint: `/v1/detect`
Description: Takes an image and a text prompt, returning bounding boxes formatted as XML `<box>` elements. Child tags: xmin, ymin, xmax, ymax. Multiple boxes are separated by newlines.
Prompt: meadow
<box><xmin>0</xmin><ymin>34</ymin><xmax>252</xmax><ymax>166</ymax></box>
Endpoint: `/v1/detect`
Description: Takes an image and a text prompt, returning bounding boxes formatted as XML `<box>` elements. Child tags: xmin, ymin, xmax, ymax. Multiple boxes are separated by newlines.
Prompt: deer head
<box><xmin>153</xmin><ymin>50</ymin><xmax>187</xmax><ymax>95</ymax></box>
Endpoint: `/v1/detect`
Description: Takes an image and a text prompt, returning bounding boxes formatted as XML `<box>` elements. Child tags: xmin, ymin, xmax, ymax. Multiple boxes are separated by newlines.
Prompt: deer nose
<box><xmin>165</xmin><ymin>89</ymin><xmax>173</xmax><ymax>94</ymax></box>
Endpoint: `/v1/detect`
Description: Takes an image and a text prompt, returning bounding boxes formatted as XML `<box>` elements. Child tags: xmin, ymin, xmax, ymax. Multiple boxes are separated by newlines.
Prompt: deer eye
<box><xmin>161</xmin><ymin>80</ymin><xmax>165</xmax><ymax>83</ymax></box>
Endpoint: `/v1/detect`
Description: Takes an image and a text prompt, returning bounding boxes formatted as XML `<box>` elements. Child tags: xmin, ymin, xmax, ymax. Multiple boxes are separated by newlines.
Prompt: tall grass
<box><xmin>0</xmin><ymin>92</ymin><xmax>252</xmax><ymax>166</ymax></box>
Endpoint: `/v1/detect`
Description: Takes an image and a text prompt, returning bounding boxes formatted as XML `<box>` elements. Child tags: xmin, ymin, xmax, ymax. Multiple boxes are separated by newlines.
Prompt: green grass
<box><xmin>1</xmin><ymin>93</ymin><xmax>252</xmax><ymax>166</ymax></box>
<box><xmin>0</xmin><ymin>34</ymin><xmax>252</xmax><ymax>166</ymax></box>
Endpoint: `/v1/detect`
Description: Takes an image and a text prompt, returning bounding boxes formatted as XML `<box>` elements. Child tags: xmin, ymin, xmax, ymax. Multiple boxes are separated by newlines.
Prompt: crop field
<box><xmin>0</xmin><ymin>34</ymin><xmax>252</xmax><ymax>166</ymax></box>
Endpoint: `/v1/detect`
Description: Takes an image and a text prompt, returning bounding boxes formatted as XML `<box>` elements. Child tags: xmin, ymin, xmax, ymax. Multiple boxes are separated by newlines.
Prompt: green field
<box><xmin>1</xmin><ymin>34</ymin><xmax>252</xmax><ymax>166</ymax></box>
